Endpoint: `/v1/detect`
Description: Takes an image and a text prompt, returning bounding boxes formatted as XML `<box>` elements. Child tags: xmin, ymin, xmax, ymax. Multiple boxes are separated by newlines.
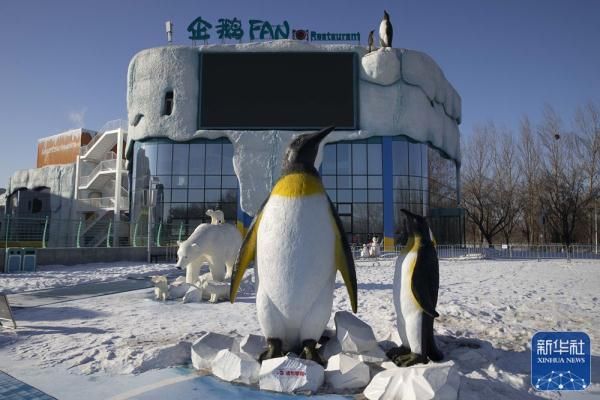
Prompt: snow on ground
<box><xmin>0</xmin><ymin>262</ymin><xmax>176</xmax><ymax>294</ymax></box>
<box><xmin>0</xmin><ymin>259</ymin><xmax>599</xmax><ymax>399</ymax></box>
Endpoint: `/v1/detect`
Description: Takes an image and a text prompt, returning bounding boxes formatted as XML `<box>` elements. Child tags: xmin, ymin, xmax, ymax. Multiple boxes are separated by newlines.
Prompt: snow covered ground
<box><xmin>0</xmin><ymin>261</ymin><xmax>176</xmax><ymax>294</ymax></box>
<box><xmin>0</xmin><ymin>258</ymin><xmax>598</xmax><ymax>399</ymax></box>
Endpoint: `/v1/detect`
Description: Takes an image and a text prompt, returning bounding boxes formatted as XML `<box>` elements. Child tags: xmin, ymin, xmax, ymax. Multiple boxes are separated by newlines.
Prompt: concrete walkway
<box><xmin>7</xmin><ymin>273</ymin><xmax>183</xmax><ymax>308</ymax></box>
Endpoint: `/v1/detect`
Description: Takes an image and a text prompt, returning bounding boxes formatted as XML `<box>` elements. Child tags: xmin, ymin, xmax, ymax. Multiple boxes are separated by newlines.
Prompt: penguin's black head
<box><xmin>383</xmin><ymin>10</ymin><xmax>390</xmax><ymax>20</ymax></box>
<box><xmin>401</xmin><ymin>209</ymin><xmax>433</xmax><ymax>242</ymax></box>
<box><xmin>282</xmin><ymin>126</ymin><xmax>335</xmax><ymax>174</ymax></box>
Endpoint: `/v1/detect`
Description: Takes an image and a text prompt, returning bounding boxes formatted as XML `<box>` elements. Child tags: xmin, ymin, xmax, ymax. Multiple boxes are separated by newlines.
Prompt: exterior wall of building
<box><xmin>37</xmin><ymin>129</ymin><xmax>94</xmax><ymax>168</ymax></box>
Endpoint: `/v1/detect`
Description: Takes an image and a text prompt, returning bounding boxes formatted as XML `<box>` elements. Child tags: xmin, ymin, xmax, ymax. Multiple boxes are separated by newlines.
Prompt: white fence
<box><xmin>351</xmin><ymin>244</ymin><xmax>600</xmax><ymax>261</ymax></box>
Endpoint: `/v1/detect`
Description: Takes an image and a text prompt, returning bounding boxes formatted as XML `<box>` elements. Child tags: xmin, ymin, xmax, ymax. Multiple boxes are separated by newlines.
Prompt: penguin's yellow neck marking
<box><xmin>271</xmin><ymin>173</ymin><xmax>324</xmax><ymax>197</ymax></box>
<box><xmin>405</xmin><ymin>234</ymin><xmax>424</xmax><ymax>312</ymax></box>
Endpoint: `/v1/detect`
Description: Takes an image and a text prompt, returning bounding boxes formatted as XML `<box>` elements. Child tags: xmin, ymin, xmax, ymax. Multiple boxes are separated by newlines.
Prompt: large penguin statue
<box><xmin>387</xmin><ymin>209</ymin><xmax>443</xmax><ymax>366</ymax></box>
<box><xmin>379</xmin><ymin>10</ymin><xmax>393</xmax><ymax>48</ymax></box>
<box><xmin>230</xmin><ymin>126</ymin><xmax>357</xmax><ymax>365</ymax></box>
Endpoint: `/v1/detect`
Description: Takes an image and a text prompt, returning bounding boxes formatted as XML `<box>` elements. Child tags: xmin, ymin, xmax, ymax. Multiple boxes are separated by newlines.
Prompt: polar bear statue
<box><xmin>360</xmin><ymin>243</ymin><xmax>370</xmax><ymax>258</ymax></box>
<box><xmin>369</xmin><ymin>236</ymin><xmax>381</xmax><ymax>257</ymax></box>
<box><xmin>175</xmin><ymin>217</ymin><xmax>243</xmax><ymax>284</ymax></box>
<box><xmin>206</xmin><ymin>209</ymin><xmax>225</xmax><ymax>225</ymax></box>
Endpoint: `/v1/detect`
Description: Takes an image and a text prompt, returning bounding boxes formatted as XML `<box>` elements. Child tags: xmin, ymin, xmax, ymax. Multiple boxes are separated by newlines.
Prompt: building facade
<box><xmin>126</xmin><ymin>41</ymin><xmax>463</xmax><ymax>248</ymax></box>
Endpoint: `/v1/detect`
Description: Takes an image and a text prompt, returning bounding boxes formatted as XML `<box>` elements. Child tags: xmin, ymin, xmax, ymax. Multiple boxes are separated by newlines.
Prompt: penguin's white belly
<box><xmin>393</xmin><ymin>251</ymin><xmax>423</xmax><ymax>353</ymax></box>
<box><xmin>256</xmin><ymin>193</ymin><xmax>336</xmax><ymax>347</ymax></box>
<box><xmin>379</xmin><ymin>22</ymin><xmax>387</xmax><ymax>45</ymax></box>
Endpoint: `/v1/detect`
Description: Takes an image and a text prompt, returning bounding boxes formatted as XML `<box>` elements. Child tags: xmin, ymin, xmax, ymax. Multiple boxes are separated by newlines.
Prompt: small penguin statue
<box><xmin>360</xmin><ymin>243</ymin><xmax>370</xmax><ymax>258</ymax></box>
<box><xmin>387</xmin><ymin>209</ymin><xmax>443</xmax><ymax>366</ymax></box>
<box><xmin>367</xmin><ymin>30</ymin><xmax>375</xmax><ymax>53</ymax></box>
<box><xmin>379</xmin><ymin>10</ymin><xmax>393</xmax><ymax>48</ymax></box>
<box><xmin>230</xmin><ymin>126</ymin><xmax>357</xmax><ymax>366</ymax></box>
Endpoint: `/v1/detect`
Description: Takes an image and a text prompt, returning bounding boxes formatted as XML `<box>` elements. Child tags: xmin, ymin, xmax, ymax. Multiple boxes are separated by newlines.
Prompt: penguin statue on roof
<box><xmin>230</xmin><ymin>126</ymin><xmax>358</xmax><ymax>365</ymax></box>
<box><xmin>368</xmin><ymin>30</ymin><xmax>375</xmax><ymax>53</ymax></box>
<box><xmin>379</xmin><ymin>10</ymin><xmax>393</xmax><ymax>48</ymax></box>
<box><xmin>387</xmin><ymin>209</ymin><xmax>443</xmax><ymax>366</ymax></box>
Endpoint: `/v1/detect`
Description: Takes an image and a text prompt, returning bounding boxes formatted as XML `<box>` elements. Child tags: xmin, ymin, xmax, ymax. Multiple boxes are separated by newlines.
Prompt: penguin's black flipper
<box><xmin>327</xmin><ymin>198</ymin><xmax>358</xmax><ymax>313</ymax></box>
<box><xmin>411</xmin><ymin>244</ymin><xmax>440</xmax><ymax>318</ymax></box>
<box><xmin>230</xmin><ymin>198</ymin><xmax>268</xmax><ymax>302</ymax></box>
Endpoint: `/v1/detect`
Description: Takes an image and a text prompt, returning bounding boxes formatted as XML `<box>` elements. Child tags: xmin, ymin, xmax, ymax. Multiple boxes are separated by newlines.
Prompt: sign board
<box><xmin>36</xmin><ymin>129</ymin><xmax>94</xmax><ymax>168</ymax></box>
<box><xmin>187</xmin><ymin>16</ymin><xmax>360</xmax><ymax>43</ymax></box>
<box><xmin>0</xmin><ymin>294</ymin><xmax>17</xmax><ymax>329</ymax></box>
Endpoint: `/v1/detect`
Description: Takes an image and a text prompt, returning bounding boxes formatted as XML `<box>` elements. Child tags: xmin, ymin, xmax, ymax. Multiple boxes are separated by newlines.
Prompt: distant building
<box><xmin>5</xmin><ymin>121</ymin><xmax>128</xmax><ymax>247</ymax></box>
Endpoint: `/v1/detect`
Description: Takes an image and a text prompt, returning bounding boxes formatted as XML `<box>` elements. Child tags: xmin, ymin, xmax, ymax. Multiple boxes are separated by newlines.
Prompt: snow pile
<box><xmin>335</xmin><ymin>311</ymin><xmax>379</xmax><ymax>353</ymax></box>
<box><xmin>364</xmin><ymin>361</ymin><xmax>460</xmax><ymax>400</ymax></box>
<box><xmin>191</xmin><ymin>332</ymin><xmax>238</xmax><ymax>370</ymax></box>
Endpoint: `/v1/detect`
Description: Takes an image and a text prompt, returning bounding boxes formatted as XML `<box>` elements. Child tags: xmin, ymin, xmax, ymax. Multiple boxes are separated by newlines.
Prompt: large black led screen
<box><xmin>199</xmin><ymin>52</ymin><xmax>357</xmax><ymax>129</ymax></box>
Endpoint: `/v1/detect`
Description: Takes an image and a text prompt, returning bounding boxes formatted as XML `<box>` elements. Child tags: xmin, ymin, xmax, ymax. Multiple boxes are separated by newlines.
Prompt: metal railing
<box><xmin>2</xmin><ymin>214</ymin><xmax>600</xmax><ymax>260</ymax></box>
<box><xmin>79</xmin><ymin>119</ymin><xmax>127</xmax><ymax>156</ymax></box>
<box><xmin>79</xmin><ymin>159</ymin><xmax>126</xmax><ymax>187</ymax></box>
<box><xmin>78</xmin><ymin>196</ymin><xmax>128</xmax><ymax>210</ymax></box>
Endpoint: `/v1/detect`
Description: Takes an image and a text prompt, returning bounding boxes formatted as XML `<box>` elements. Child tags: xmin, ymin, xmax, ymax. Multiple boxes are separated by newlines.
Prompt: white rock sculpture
<box><xmin>360</xmin><ymin>244</ymin><xmax>370</xmax><ymax>258</ymax></box>
<box><xmin>369</xmin><ymin>237</ymin><xmax>381</xmax><ymax>257</ymax></box>
<box><xmin>202</xmin><ymin>279</ymin><xmax>230</xmax><ymax>303</ymax></box>
<box><xmin>319</xmin><ymin>335</ymin><xmax>342</xmax><ymax>360</ymax></box>
<box><xmin>175</xmin><ymin>222</ymin><xmax>242</xmax><ymax>283</ymax></box>
<box><xmin>182</xmin><ymin>286</ymin><xmax>203</xmax><ymax>303</ymax></box>
<box><xmin>151</xmin><ymin>275</ymin><xmax>168</xmax><ymax>301</ymax></box>
<box><xmin>168</xmin><ymin>282</ymin><xmax>192</xmax><ymax>299</ymax></box>
<box><xmin>353</xmin><ymin>346</ymin><xmax>388</xmax><ymax>363</ymax></box>
<box><xmin>259</xmin><ymin>356</ymin><xmax>325</xmax><ymax>394</ymax></box>
<box><xmin>206</xmin><ymin>209</ymin><xmax>225</xmax><ymax>224</ymax></box>
<box><xmin>211</xmin><ymin>349</ymin><xmax>261</xmax><ymax>385</ymax></box>
<box><xmin>325</xmin><ymin>353</ymin><xmax>370</xmax><ymax>390</ymax></box>
<box><xmin>361</xmin><ymin>48</ymin><xmax>402</xmax><ymax>86</ymax></box>
<box><xmin>191</xmin><ymin>332</ymin><xmax>237</xmax><ymax>370</ymax></box>
<box><xmin>239</xmin><ymin>334</ymin><xmax>266</xmax><ymax>360</ymax></box>
<box><xmin>363</xmin><ymin>361</ymin><xmax>460</xmax><ymax>400</ymax></box>
<box><xmin>335</xmin><ymin>311</ymin><xmax>378</xmax><ymax>354</ymax></box>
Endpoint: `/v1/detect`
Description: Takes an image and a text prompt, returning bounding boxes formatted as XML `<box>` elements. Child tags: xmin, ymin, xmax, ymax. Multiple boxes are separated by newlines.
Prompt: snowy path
<box><xmin>0</xmin><ymin>259</ymin><xmax>598</xmax><ymax>399</ymax></box>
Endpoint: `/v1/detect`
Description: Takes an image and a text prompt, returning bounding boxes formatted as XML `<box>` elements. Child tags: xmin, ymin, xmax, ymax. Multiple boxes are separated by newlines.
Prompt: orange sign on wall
<box><xmin>36</xmin><ymin>129</ymin><xmax>94</xmax><ymax>168</ymax></box>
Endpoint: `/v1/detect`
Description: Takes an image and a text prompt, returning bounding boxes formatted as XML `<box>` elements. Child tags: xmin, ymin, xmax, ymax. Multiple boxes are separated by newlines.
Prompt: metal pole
<box><xmin>76</xmin><ymin>219</ymin><xmax>82</xmax><ymax>248</ymax></box>
<box><xmin>42</xmin><ymin>216</ymin><xmax>49</xmax><ymax>248</ymax></box>
<box><xmin>132</xmin><ymin>222</ymin><xmax>138</xmax><ymax>247</ymax></box>
<box><xmin>157</xmin><ymin>223</ymin><xmax>162</xmax><ymax>247</ymax></box>
<box><xmin>595</xmin><ymin>204</ymin><xmax>597</xmax><ymax>254</ymax></box>
<box><xmin>147</xmin><ymin>203</ymin><xmax>152</xmax><ymax>263</ymax></box>
<box><xmin>107</xmin><ymin>220</ymin><xmax>112</xmax><ymax>248</ymax></box>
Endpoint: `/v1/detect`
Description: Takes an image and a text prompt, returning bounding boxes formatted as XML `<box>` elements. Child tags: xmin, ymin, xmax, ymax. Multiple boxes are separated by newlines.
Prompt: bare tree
<box><xmin>538</xmin><ymin>105</ymin><xmax>595</xmax><ymax>246</ymax></box>
<box><xmin>517</xmin><ymin>116</ymin><xmax>542</xmax><ymax>244</ymax></box>
<box><xmin>495</xmin><ymin>131</ymin><xmax>521</xmax><ymax>245</ymax></box>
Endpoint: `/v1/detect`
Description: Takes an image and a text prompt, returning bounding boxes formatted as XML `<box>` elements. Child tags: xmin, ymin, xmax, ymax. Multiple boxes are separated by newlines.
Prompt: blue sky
<box><xmin>0</xmin><ymin>0</ymin><xmax>599</xmax><ymax>187</ymax></box>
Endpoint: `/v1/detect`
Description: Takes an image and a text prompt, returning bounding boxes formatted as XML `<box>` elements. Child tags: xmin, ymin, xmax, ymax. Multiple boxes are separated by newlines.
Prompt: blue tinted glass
<box><xmin>205</xmin><ymin>176</ymin><xmax>221</xmax><ymax>188</ymax></box>
<box><xmin>157</xmin><ymin>143</ymin><xmax>173</xmax><ymax>175</ymax></box>
<box><xmin>189</xmin><ymin>143</ymin><xmax>205</xmax><ymax>174</ymax></box>
<box><xmin>188</xmin><ymin>189</ymin><xmax>204</xmax><ymax>202</ymax></box>
<box><xmin>222</xmin><ymin>188</ymin><xmax>237</xmax><ymax>202</ymax></box>
<box><xmin>368</xmin><ymin>190</ymin><xmax>383</xmax><ymax>202</ymax></box>
<box><xmin>368</xmin><ymin>176</ymin><xmax>382</xmax><ymax>189</ymax></box>
<box><xmin>189</xmin><ymin>175</ymin><xmax>204</xmax><ymax>188</ymax></box>
<box><xmin>369</xmin><ymin>203</ymin><xmax>384</xmax><ymax>233</ymax></box>
<box><xmin>205</xmin><ymin>189</ymin><xmax>221</xmax><ymax>202</ymax></box>
<box><xmin>326</xmin><ymin>189</ymin><xmax>336</xmax><ymax>202</ymax></box>
<box><xmin>338</xmin><ymin>175</ymin><xmax>352</xmax><ymax>189</ymax></box>
<box><xmin>409</xmin><ymin>142</ymin><xmax>421</xmax><ymax>176</ymax></box>
<box><xmin>322</xmin><ymin>175</ymin><xmax>336</xmax><ymax>188</ymax></box>
<box><xmin>206</xmin><ymin>144</ymin><xmax>222</xmax><ymax>174</ymax></box>
<box><xmin>171</xmin><ymin>189</ymin><xmax>187</xmax><ymax>202</ymax></box>
<box><xmin>156</xmin><ymin>175</ymin><xmax>171</xmax><ymax>188</ymax></box>
<box><xmin>337</xmin><ymin>144</ymin><xmax>351</xmax><ymax>174</ymax></box>
<box><xmin>368</xmin><ymin>143</ymin><xmax>382</xmax><ymax>174</ymax></box>
<box><xmin>172</xmin><ymin>144</ymin><xmax>189</xmax><ymax>175</ymax></box>
<box><xmin>352</xmin><ymin>143</ymin><xmax>367</xmax><ymax>174</ymax></box>
<box><xmin>392</xmin><ymin>140</ymin><xmax>408</xmax><ymax>175</ymax></box>
<box><xmin>222</xmin><ymin>175</ymin><xmax>238</xmax><ymax>189</ymax></box>
<box><xmin>222</xmin><ymin>143</ymin><xmax>234</xmax><ymax>175</ymax></box>
<box><xmin>338</xmin><ymin>190</ymin><xmax>352</xmax><ymax>202</ymax></box>
<box><xmin>338</xmin><ymin>204</ymin><xmax>351</xmax><ymax>214</ymax></box>
<box><xmin>139</xmin><ymin>143</ymin><xmax>158</xmax><ymax>176</ymax></box>
<box><xmin>353</xmin><ymin>189</ymin><xmax>367</xmax><ymax>202</ymax></box>
<box><xmin>172</xmin><ymin>176</ymin><xmax>188</xmax><ymax>188</ymax></box>
<box><xmin>322</xmin><ymin>145</ymin><xmax>336</xmax><ymax>175</ymax></box>
<box><xmin>353</xmin><ymin>175</ymin><xmax>367</xmax><ymax>188</ymax></box>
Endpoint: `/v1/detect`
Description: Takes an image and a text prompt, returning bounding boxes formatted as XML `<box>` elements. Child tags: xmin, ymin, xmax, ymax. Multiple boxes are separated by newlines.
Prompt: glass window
<box><xmin>322</xmin><ymin>146</ymin><xmax>336</xmax><ymax>175</ymax></box>
<box><xmin>157</xmin><ymin>143</ymin><xmax>173</xmax><ymax>175</ymax></box>
<box><xmin>222</xmin><ymin>175</ymin><xmax>238</xmax><ymax>188</ymax></box>
<box><xmin>189</xmin><ymin>189</ymin><xmax>204</xmax><ymax>202</ymax></box>
<box><xmin>206</xmin><ymin>143</ymin><xmax>222</xmax><ymax>175</ymax></box>
<box><xmin>222</xmin><ymin>144</ymin><xmax>235</xmax><ymax>175</ymax></box>
<box><xmin>338</xmin><ymin>190</ymin><xmax>352</xmax><ymax>202</ymax></box>
<box><xmin>189</xmin><ymin>143</ymin><xmax>205</xmax><ymax>175</ymax></box>
<box><xmin>368</xmin><ymin>175</ymin><xmax>382</xmax><ymax>189</ymax></box>
<box><xmin>189</xmin><ymin>175</ymin><xmax>204</xmax><ymax>188</ymax></box>
<box><xmin>205</xmin><ymin>189</ymin><xmax>221</xmax><ymax>202</ymax></box>
<box><xmin>338</xmin><ymin>175</ymin><xmax>352</xmax><ymax>189</ymax></box>
<box><xmin>337</xmin><ymin>144</ymin><xmax>351</xmax><ymax>174</ymax></box>
<box><xmin>322</xmin><ymin>175</ymin><xmax>336</xmax><ymax>188</ymax></box>
<box><xmin>368</xmin><ymin>190</ymin><xmax>383</xmax><ymax>202</ymax></box>
<box><xmin>172</xmin><ymin>144</ymin><xmax>189</xmax><ymax>175</ymax></box>
<box><xmin>353</xmin><ymin>189</ymin><xmax>367</xmax><ymax>202</ymax></box>
<box><xmin>369</xmin><ymin>203</ymin><xmax>384</xmax><ymax>233</ymax></box>
<box><xmin>352</xmin><ymin>143</ymin><xmax>367</xmax><ymax>174</ymax></box>
<box><xmin>338</xmin><ymin>204</ymin><xmax>351</xmax><ymax>214</ymax></box>
<box><xmin>409</xmin><ymin>142</ymin><xmax>421</xmax><ymax>176</ymax></box>
<box><xmin>222</xmin><ymin>188</ymin><xmax>237</xmax><ymax>202</ymax></box>
<box><xmin>156</xmin><ymin>175</ymin><xmax>171</xmax><ymax>188</ymax></box>
<box><xmin>392</xmin><ymin>141</ymin><xmax>408</xmax><ymax>175</ymax></box>
<box><xmin>205</xmin><ymin>176</ymin><xmax>221</xmax><ymax>188</ymax></box>
<box><xmin>172</xmin><ymin>175</ymin><xmax>188</xmax><ymax>188</ymax></box>
<box><xmin>368</xmin><ymin>143</ymin><xmax>382</xmax><ymax>175</ymax></box>
<box><xmin>171</xmin><ymin>189</ymin><xmax>187</xmax><ymax>202</ymax></box>
<box><xmin>326</xmin><ymin>189</ymin><xmax>336</xmax><ymax>202</ymax></box>
<box><xmin>353</xmin><ymin>175</ymin><xmax>367</xmax><ymax>188</ymax></box>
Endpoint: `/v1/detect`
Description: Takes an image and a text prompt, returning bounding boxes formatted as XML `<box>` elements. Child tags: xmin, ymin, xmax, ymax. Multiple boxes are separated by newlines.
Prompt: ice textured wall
<box><xmin>8</xmin><ymin>164</ymin><xmax>77</xmax><ymax>246</ymax></box>
<box><xmin>127</xmin><ymin>41</ymin><xmax>461</xmax><ymax>215</ymax></box>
